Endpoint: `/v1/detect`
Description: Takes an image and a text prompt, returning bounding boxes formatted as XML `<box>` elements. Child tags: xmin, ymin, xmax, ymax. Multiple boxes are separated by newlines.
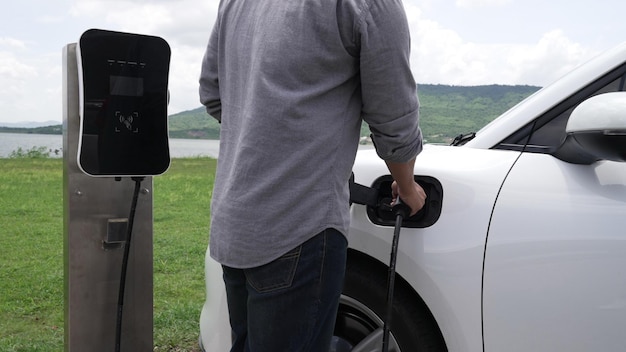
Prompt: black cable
<box><xmin>382</xmin><ymin>199</ymin><xmax>410</xmax><ymax>352</ymax></box>
<box><xmin>115</xmin><ymin>177</ymin><xmax>144</xmax><ymax>352</ymax></box>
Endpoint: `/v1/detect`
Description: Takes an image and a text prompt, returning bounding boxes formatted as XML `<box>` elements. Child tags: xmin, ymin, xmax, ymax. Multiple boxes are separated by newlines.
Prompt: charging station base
<box><xmin>63</xmin><ymin>43</ymin><xmax>154</xmax><ymax>352</ymax></box>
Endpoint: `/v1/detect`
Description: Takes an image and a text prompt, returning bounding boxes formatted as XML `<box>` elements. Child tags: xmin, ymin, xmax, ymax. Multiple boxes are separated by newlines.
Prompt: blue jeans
<box><xmin>222</xmin><ymin>228</ymin><xmax>348</xmax><ymax>352</ymax></box>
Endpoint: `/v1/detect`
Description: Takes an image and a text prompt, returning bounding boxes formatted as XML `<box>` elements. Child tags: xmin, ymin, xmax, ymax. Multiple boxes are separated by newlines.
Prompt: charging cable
<box><xmin>382</xmin><ymin>198</ymin><xmax>410</xmax><ymax>352</ymax></box>
<box><xmin>115</xmin><ymin>177</ymin><xmax>145</xmax><ymax>352</ymax></box>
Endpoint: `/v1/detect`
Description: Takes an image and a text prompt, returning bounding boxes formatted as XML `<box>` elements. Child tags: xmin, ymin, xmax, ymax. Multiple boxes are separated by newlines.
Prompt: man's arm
<box><xmin>358</xmin><ymin>0</ymin><xmax>422</xmax><ymax>165</ymax></box>
<box><xmin>356</xmin><ymin>1</ymin><xmax>425</xmax><ymax>215</ymax></box>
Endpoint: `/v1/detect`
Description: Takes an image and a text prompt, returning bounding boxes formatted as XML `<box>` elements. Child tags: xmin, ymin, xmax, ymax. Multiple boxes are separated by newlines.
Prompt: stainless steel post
<box><xmin>63</xmin><ymin>43</ymin><xmax>153</xmax><ymax>352</ymax></box>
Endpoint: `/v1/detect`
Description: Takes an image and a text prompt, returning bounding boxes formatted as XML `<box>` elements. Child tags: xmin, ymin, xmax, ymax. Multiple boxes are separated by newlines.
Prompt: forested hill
<box><xmin>167</xmin><ymin>84</ymin><xmax>540</xmax><ymax>143</ymax></box>
<box><xmin>417</xmin><ymin>84</ymin><xmax>540</xmax><ymax>143</ymax></box>
<box><xmin>1</xmin><ymin>84</ymin><xmax>540</xmax><ymax>144</ymax></box>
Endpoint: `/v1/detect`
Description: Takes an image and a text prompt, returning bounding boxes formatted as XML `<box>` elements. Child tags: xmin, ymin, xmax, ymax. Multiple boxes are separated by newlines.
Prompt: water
<box><xmin>0</xmin><ymin>132</ymin><xmax>220</xmax><ymax>158</ymax></box>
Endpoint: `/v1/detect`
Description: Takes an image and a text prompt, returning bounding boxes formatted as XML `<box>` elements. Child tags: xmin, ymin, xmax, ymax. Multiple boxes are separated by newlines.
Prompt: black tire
<box><xmin>331</xmin><ymin>252</ymin><xmax>447</xmax><ymax>352</ymax></box>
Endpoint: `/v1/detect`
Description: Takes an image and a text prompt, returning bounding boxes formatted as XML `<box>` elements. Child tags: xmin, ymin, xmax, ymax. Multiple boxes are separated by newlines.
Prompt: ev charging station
<box><xmin>63</xmin><ymin>29</ymin><xmax>170</xmax><ymax>351</ymax></box>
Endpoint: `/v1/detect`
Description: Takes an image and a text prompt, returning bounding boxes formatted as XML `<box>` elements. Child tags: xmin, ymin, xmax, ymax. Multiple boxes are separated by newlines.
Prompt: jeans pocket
<box><xmin>245</xmin><ymin>246</ymin><xmax>301</xmax><ymax>293</ymax></box>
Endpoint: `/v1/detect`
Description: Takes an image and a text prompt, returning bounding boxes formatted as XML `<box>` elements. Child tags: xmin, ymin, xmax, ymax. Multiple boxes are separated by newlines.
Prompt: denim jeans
<box><xmin>222</xmin><ymin>228</ymin><xmax>348</xmax><ymax>352</ymax></box>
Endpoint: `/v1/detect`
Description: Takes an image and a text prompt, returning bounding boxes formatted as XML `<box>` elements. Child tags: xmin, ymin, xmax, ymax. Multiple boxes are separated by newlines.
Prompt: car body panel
<box><xmin>348</xmin><ymin>146</ymin><xmax>521</xmax><ymax>352</ymax></box>
<box><xmin>483</xmin><ymin>154</ymin><xmax>626</xmax><ymax>351</ymax></box>
<box><xmin>198</xmin><ymin>254</ymin><xmax>231</xmax><ymax>351</ymax></box>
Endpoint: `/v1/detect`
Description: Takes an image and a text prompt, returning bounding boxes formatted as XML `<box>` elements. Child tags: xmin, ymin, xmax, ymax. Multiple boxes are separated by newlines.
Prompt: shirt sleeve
<box><xmin>357</xmin><ymin>0</ymin><xmax>422</xmax><ymax>163</ymax></box>
<box><xmin>199</xmin><ymin>18</ymin><xmax>222</xmax><ymax>122</ymax></box>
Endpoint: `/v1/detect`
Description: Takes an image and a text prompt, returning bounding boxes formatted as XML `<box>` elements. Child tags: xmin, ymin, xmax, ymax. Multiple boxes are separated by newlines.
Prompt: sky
<box><xmin>1</xmin><ymin>0</ymin><xmax>625</xmax><ymax>125</ymax></box>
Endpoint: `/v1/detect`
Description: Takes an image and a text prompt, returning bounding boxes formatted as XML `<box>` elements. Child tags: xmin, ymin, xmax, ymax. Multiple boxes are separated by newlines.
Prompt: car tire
<box><xmin>331</xmin><ymin>253</ymin><xmax>447</xmax><ymax>352</ymax></box>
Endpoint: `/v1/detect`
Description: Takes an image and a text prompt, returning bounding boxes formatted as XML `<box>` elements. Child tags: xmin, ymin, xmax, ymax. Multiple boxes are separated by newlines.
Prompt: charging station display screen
<box><xmin>77</xmin><ymin>29</ymin><xmax>171</xmax><ymax>176</ymax></box>
<box><xmin>110</xmin><ymin>76</ymin><xmax>144</xmax><ymax>97</ymax></box>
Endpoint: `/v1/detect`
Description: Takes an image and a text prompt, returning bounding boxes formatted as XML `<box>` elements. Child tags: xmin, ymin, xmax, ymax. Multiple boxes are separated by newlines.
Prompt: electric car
<box><xmin>199</xmin><ymin>42</ymin><xmax>626</xmax><ymax>352</ymax></box>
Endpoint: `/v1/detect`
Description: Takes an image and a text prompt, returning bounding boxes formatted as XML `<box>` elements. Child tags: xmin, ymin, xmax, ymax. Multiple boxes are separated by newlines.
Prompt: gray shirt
<box><xmin>199</xmin><ymin>0</ymin><xmax>422</xmax><ymax>268</ymax></box>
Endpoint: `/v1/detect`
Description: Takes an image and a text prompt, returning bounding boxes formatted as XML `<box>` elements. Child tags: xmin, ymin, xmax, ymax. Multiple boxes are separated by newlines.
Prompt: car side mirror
<box><xmin>553</xmin><ymin>92</ymin><xmax>626</xmax><ymax>164</ymax></box>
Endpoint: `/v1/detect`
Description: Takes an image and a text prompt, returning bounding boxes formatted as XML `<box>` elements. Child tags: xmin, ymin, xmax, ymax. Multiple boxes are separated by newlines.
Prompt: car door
<box><xmin>483</xmin><ymin>64</ymin><xmax>626</xmax><ymax>351</ymax></box>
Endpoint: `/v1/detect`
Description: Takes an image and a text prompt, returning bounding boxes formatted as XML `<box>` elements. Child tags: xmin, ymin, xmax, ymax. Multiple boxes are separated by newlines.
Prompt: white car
<box><xmin>199</xmin><ymin>42</ymin><xmax>626</xmax><ymax>352</ymax></box>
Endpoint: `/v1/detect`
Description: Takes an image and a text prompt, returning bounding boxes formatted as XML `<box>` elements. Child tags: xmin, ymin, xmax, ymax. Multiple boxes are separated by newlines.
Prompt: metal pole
<box><xmin>63</xmin><ymin>43</ymin><xmax>154</xmax><ymax>352</ymax></box>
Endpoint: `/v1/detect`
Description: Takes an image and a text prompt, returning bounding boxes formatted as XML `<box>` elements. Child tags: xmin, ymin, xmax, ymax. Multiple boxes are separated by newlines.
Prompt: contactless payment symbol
<box><xmin>115</xmin><ymin>111</ymin><xmax>139</xmax><ymax>133</ymax></box>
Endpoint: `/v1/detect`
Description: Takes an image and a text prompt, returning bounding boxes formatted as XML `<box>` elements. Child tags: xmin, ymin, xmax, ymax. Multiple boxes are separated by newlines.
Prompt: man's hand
<box><xmin>385</xmin><ymin>158</ymin><xmax>427</xmax><ymax>216</ymax></box>
<box><xmin>391</xmin><ymin>180</ymin><xmax>426</xmax><ymax>216</ymax></box>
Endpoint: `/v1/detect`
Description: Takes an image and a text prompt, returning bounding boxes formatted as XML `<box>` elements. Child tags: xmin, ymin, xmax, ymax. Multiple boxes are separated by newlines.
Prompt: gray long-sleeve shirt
<box><xmin>200</xmin><ymin>0</ymin><xmax>422</xmax><ymax>268</ymax></box>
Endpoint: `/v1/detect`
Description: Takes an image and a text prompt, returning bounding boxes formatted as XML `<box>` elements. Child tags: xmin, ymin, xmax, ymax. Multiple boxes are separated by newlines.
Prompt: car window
<box><xmin>495</xmin><ymin>64</ymin><xmax>626</xmax><ymax>153</ymax></box>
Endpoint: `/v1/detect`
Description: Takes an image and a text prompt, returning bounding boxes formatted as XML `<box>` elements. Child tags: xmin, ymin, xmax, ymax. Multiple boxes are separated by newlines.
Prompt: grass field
<box><xmin>0</xmin><ymin>157</ymin><xmax>216</xmax><ymax>351</ymax></box>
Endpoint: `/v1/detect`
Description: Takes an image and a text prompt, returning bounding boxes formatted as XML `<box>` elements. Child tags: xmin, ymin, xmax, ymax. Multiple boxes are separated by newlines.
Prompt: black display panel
<box><xmin>77</xmin><ymin>29</ymin><xmax>171</xmax><ymax>176</ymax></box>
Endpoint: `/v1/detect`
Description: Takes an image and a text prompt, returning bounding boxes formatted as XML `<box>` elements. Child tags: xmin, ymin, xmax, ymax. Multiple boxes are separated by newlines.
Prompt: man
<box><xmin>199</xmin><ymin>0</ymin><xmax>426</xmax><ymax>350</ymax></box>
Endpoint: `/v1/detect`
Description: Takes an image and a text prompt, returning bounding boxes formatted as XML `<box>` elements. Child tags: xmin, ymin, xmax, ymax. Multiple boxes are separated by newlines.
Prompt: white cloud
<box><xmin>0</xmin><ymin>37</ymin><xmax>27</xmax><ymax>50</ymax></box>
<box><xmin>455</xmin><ymin>0</ymin><xmax>511</xmax><ymax>8</ymax></box>
<box><xmin>405</xmin><ymin>4</ymin><xmax>598</xmax><ymax>87</ymax></box>
<box><xmin>67</xmin><ymin>0</ymin><xmax>218</xmax><ymax>114</ymax></box>
<box><xmin>69</xmin><ymin>1</ymin><xmax>172</xmax><ymax>35</ymax></box>
<box><xmin>507</xmin><ymin>30</ymin><xmax>593</xmax><ymax>85</ymax></box>
<box><xmin>167</xmin><ymin>44</ymin><xmax>209</xmax><ymax>114</ymax></box>
<box><xmin>36</xmin><ymin>15</ymin><xmax>65</xmax><ymax>24</ymax></box>
<box><xmin>0</xmin><ymin>49</ymin><xmax>59</xmax><ymax>122</ymax></box>
<box><xmin>68</xmin><ymin>0</ymin><xmax>216</xmax><ymax>40</ymax></box>
<box><xmin>0</xmin><ymin>51</ymin><xmax>37</xmax><ymax>79</ymax></box>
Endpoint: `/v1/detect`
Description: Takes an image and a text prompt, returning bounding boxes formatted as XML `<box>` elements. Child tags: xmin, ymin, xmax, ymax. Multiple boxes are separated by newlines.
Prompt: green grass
<box><xmin>0</xmin><ymin>157</ymin><xmax>216</xmax><ymax>351</ymax></box>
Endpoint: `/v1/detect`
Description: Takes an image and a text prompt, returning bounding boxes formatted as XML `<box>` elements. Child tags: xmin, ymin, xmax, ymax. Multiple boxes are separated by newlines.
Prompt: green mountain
<box><xmin>0</xmin><ymin>125</ymin><xmax>63</xmax><ymax>135</ymax></box>
<box><xmin>1</xmin><ymin>84</ymin><xmax>540</xmax><ymax>144</ymax></box>
<box><xmin>168</xmin><ymin>107</ymin><xmax>221</xmax><ymax>139</ymax></box>
<box><xmin>417</xmin><ymin>84</ymin><xmax>540</xmax><ymax>143</ymax></box>
<box><xmin>168</xmin><ymin>84</ymin><xmax>540</xmax><ymax>143</ymax></box>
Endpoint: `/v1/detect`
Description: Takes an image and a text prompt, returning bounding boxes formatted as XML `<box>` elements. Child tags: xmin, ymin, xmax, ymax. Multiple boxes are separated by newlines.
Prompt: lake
<box><xmin>0</xmin><ymin>132</ymin><xmax>220</xmax><ymax>159</ymax></box>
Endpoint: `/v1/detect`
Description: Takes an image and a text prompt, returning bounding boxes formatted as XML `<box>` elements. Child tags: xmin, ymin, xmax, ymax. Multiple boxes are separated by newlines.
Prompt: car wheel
<box><xmin>330</xmin><ymin>254</ymin><xmax>447</xmax><ymax>352</ymax></box>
